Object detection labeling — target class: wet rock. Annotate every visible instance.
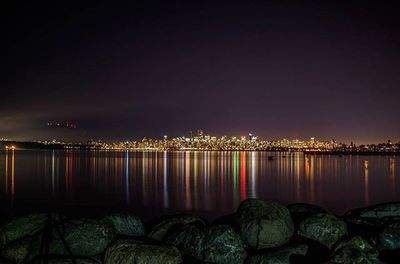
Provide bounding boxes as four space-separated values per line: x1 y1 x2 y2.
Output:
105 213 145 237
104 239 182 264
298 213 347 248
344 218 383 238
0 214 46 247
164 224 202 257
199 225 247 264
0 236 40 264
345 202 400 220
331 236 380 264
50 218 116 257
378 228 400 250
287 203 327 228
165 224 247 264
148 214 206 241
386 218 400 229
331 248 381 264
30 258 99 264
246 244 308 264
236 199 294 249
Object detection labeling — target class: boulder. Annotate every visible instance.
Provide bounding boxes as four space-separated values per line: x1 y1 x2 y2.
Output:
164 224 202 257
0 214 46 247
246 244 308 264
378 228 400 250
287 203 327 228
148 214 206 241
165 224 247 264
287 203 327 215
345 203 400 220
387 219 400 229
105 214 145 237
298 213 347 248
50 218 116 257
236 199 294 249
331 236 380 264
30 258 99 264
104 239 182 264
199 225 247 264
0 236 40 264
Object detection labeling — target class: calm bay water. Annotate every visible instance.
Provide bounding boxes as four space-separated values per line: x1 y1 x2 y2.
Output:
0 150 399 219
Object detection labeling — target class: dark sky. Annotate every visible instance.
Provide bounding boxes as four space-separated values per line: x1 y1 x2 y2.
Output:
1 1 399 143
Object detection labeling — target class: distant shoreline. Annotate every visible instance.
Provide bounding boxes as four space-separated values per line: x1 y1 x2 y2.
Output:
1 144 399 156
1 138 399 155
303 150 400 156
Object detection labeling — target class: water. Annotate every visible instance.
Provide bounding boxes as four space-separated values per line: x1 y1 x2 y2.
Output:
0 150 399 219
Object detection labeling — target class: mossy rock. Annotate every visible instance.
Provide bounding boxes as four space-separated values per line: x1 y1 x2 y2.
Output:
164 224 202 257
104 239 182 264
0 235 40 264
0 214 46 248
287 203 327 228
165 224 246 264
236 199 294 249
246 244 308 264
331 236 380 264
105 214 145 237
298 213 347 249
30 258 99 264
148 214 206 241
199 225 247 264
345 202 400 220
378 228 400 250
50 218 116 257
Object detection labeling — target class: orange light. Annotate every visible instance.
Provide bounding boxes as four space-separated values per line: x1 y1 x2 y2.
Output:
11 146 15 150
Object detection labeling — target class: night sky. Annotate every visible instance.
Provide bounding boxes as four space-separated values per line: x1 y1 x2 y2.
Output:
1 1 399 143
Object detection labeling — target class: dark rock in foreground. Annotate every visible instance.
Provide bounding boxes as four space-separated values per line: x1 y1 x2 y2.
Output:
298 213 347 249
346 202 400 220
104 239 182 264
236 199 294 249
198 225 247 264
288 203 328 229
331 236 380 263
165 224 247 264
377 228 400 250
30 258 100 264
50 218 116 257
0 214 46 248
2 200 400 264
148 214 207 241
246 244 308 264
105 213 145 237
164 224 202 257
0 235 40 264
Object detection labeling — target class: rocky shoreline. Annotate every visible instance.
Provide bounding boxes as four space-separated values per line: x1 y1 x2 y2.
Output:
1 199 400 263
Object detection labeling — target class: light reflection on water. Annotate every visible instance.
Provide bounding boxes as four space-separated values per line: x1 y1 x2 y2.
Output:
0 150 399 217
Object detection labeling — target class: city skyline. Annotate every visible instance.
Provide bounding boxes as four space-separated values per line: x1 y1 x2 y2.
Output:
0 126 399 145
1 1 400 143
2 130 399 153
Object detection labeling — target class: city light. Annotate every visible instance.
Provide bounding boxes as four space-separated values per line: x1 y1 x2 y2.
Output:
1 132 399 153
